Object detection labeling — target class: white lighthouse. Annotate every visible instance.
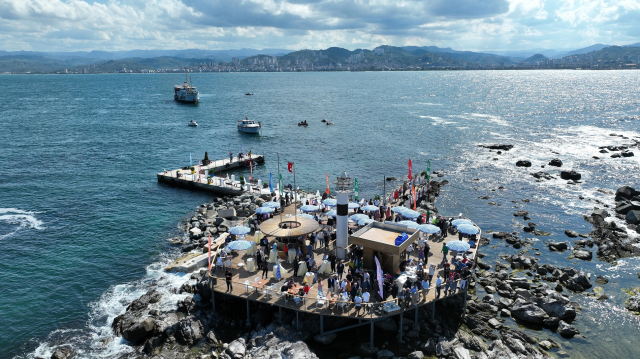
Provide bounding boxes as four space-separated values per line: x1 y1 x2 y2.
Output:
335 171 353 260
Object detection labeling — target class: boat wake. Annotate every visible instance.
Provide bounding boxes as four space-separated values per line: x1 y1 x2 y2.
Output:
0 208 44 240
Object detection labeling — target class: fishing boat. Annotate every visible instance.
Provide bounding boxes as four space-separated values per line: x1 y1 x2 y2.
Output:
174 70 199 104
238 117 261 134
188 120 198 127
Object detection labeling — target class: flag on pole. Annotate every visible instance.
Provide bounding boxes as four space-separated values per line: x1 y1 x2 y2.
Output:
408 159 412 180
269 172 274 193
190 152 193 167
354 178 359 201
249 159 253 181
412 185 417 210
325 173 330 194
288 162 293 173
207 233 212 271
375 255 384 300
279 174 284 196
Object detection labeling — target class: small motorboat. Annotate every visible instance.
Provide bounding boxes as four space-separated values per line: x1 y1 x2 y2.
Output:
245 93 253 96
238 116 261 134
321 119 327 123
326 121 334 125
298 120 309 127
188 120 198 127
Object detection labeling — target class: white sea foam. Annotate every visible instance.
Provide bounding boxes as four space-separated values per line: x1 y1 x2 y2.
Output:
0 208 44 240
25 248 194 359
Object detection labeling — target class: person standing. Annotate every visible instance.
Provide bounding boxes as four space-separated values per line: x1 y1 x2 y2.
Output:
428 263 435 282
354 293 363 316
421 277 430 301
317 278 324 294
225 270 233 292
337 261 345 280
418 246 425 263
329 253 337 272
261 260 269 279
442 219 450 239
406 244 414 260
441 243 448 263
435 274 443 298
229 151 233 163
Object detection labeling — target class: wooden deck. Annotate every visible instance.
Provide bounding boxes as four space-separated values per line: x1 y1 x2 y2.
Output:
207 201 479 319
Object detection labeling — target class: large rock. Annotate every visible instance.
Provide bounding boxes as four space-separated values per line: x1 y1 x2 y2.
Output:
573 250 593 261
375 318 397 331
376 349 394 359
565 230 579 238
480 144 513 151
615 186 637 201
408 351 424 359
625 295 640 312
453 346 472 359
226 338 246 359
548 158 563 167
537 295 576 320
560 170 581 181
175 317 204 347
51 348 71 359
548 242 568 251
558 320 580 338
626 210 640 225
565 272 592 292
218 208 236 219
516 160 532 167
509 298 548 324
314 333 337 345
122 317 156 344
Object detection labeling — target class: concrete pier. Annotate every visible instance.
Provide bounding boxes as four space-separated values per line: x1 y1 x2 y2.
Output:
157 154 266 196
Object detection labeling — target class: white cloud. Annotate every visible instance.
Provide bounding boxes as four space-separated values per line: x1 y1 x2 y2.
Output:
0 0 637 52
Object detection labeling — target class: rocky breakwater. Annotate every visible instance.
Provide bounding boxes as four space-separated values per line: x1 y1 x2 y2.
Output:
472 253 589 346
583 185 640 262
179 193 272 253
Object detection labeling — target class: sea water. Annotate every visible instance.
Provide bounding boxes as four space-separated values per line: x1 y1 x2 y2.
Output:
1 71 640 358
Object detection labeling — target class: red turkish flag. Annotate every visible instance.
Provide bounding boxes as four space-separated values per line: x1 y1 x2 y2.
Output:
408 159 412 180
288 162 293 173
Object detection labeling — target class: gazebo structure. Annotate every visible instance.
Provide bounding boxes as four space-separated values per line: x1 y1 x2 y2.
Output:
259 216 320 238
350 221 421 274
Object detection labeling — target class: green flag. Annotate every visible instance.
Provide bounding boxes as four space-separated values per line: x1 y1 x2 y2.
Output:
279 174 283 196
354 178 359 201
427 160 431 173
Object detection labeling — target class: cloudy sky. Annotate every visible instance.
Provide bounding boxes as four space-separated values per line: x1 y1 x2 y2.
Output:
0 0 639 52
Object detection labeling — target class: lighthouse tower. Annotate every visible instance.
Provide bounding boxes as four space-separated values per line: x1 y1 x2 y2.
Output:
335 171 353 260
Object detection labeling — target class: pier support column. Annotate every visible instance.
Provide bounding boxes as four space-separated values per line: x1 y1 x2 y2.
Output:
370 320 374 350
397 314 403 340
246 300 251 326
462 290 468 317
320 315 324 335
414 307 419 330
208 275 216 313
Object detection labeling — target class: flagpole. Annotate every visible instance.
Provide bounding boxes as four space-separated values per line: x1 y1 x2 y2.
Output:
278 152 282 223
293 162 297 223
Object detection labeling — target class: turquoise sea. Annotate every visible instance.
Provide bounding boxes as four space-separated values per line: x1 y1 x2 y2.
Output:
1 71 640 358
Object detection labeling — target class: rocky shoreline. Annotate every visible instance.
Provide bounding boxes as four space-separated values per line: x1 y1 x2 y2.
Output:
46 169 640 359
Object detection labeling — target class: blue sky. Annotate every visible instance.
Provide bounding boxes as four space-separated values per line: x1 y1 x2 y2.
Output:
0 0 638 52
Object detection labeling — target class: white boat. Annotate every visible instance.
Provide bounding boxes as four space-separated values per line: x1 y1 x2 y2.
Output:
238 117 261 134
188 120 198 127
174 70 199 104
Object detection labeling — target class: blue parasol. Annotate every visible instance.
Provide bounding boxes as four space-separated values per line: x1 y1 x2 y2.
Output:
398 220 419 229
451 219 473 227
262 201 281 208
348 202 360 209
400 209 421 219
300 205 319 212
417 224 441 234
255 207 275 214
326 210 337 217
226 239 253 250
358 218 375 226
323 199 337 207
229 226 251 235
391 206 408 214
349 214 370 222
361 205 379 212
444 240 471 252
456 224 479 235
296 213 315 219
